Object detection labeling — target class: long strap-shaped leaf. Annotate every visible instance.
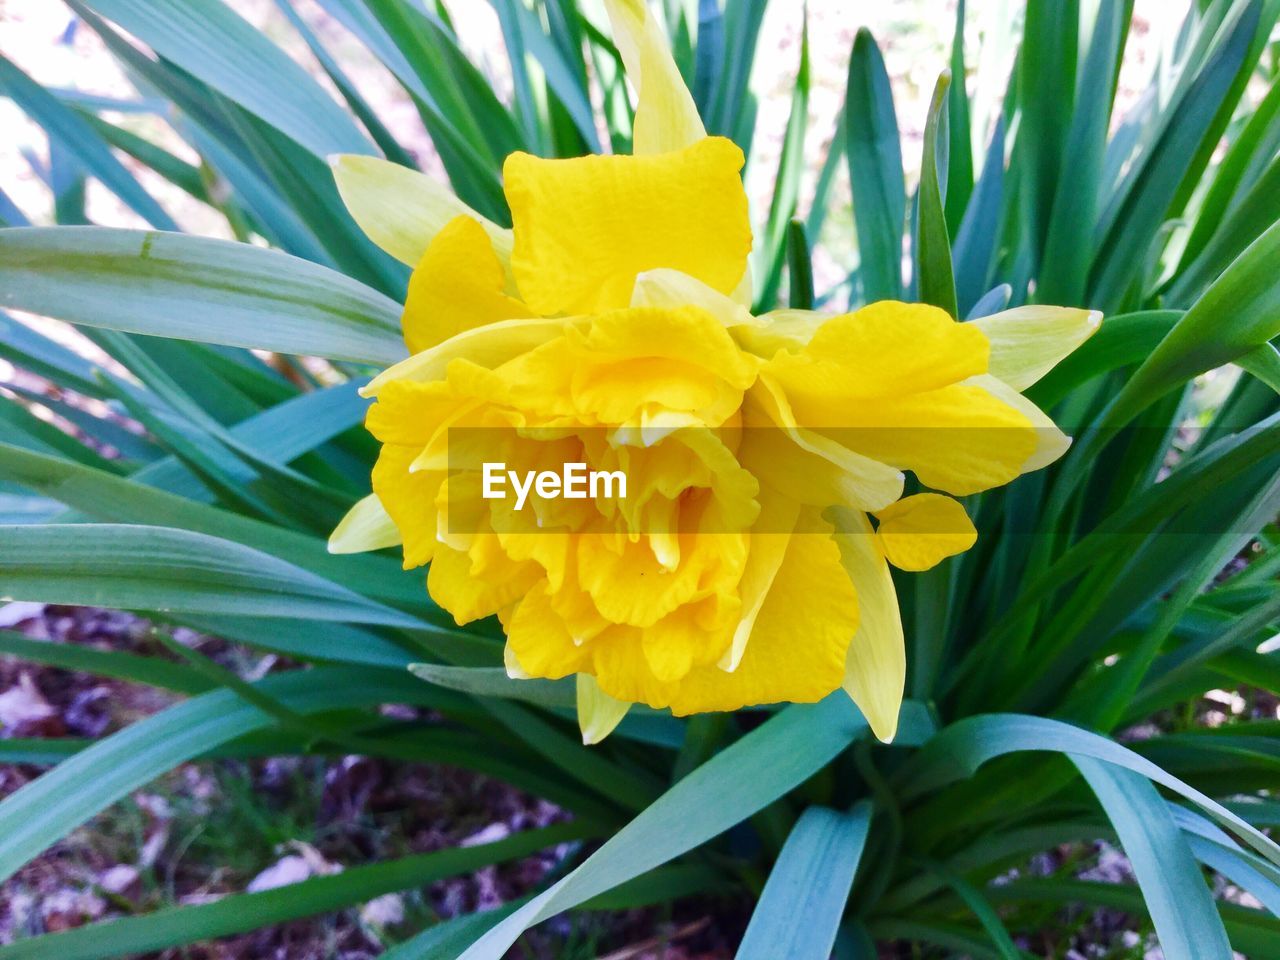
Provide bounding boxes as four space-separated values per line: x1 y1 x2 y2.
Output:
457 694 870 959
0 524 422 629
78 0 373 158
1072 757 1233 960
0 444 414 608
0 667 458 884
0 227 406 365
902 714 1280 868
735 803 871 960
0 823 583 960
0 56 179 231
845 29 905 303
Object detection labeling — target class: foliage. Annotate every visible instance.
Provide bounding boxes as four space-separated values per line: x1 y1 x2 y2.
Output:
0 0 1279 956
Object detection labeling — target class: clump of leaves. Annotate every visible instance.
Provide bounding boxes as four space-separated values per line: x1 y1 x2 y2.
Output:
0 1 1278 958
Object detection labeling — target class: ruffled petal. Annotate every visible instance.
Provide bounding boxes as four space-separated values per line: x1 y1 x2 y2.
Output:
589 508 854 713
428 539 542 625
506 581 592 678
371 444 442 569
504 137 751 315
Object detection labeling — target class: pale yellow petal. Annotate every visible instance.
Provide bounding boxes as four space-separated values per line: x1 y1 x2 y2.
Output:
740 375 905 513
328 493 401 554
967 374 1072 472
361 317 575 397
577 673 631 745
830 507 904 743
969 306 1102 392
630 268 763 327
504 640 531 679
719 487 801 671
330 154 513 268
602 0 704 155
873 493 976 571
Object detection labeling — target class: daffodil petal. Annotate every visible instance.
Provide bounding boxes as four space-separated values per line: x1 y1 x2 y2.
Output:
328 493 401 554
507 582 593 678
577 673 631 745
800 384 1037 497
742 375 905 513
504 640 531 679
602 0 705 155
331 154 513 268
767 300 990 400
371 444 441 569
428 541 542 625
361 317 574 397
589 508 854 713
504 137 751 315
631 268 763 327
402 215 531 353
719 487 801 672
830 507 904 743
872 493 976 571
969 306 1102 391
967 374 1072 472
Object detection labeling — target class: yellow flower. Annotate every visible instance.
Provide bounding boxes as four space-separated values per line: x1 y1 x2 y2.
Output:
328 0 1099 744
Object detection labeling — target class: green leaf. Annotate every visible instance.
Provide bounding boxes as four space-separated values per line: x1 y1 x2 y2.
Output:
1073 757 1233 960
953 120 1005 316
0 524 423 630
903 714 1280 868
754 13 810 310
458 694 870 959
78 0 373 158
0 667 460 884
845 29 905 302
1090 0 1265 309
0 630 211 695
1105 218 1280 428
736 803 871 960
409 663 575 709
787 219 815 310
0 227 405 365
944 0 974 234
1037 0 1127 304
0 824 584 960
915 859 1022 959
0 55 179 231
917 71 958 317
1017 0 1078 262
705 0 767 143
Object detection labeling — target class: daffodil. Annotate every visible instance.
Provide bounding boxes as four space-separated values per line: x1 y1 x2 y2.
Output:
329 0 1099 744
